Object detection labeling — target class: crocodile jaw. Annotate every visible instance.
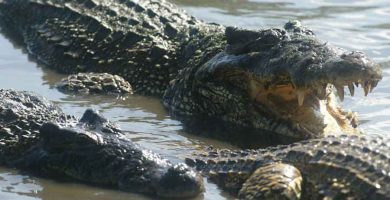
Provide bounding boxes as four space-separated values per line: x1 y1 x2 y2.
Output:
318 93 357 136
249 81 360 138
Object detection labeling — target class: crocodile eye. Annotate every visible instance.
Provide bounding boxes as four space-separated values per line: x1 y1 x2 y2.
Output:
225 27 286 55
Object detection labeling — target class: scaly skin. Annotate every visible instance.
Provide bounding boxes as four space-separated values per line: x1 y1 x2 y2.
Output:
57 72 133 94
185 134 390 199
0 0 382 142
0 89 203 199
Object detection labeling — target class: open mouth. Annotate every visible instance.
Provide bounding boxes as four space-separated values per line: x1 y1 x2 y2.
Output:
205 48 382 140
248 77 380 138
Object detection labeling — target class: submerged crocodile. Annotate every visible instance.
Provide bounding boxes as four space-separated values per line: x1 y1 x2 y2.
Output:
0 0 382 143
0 89 203 198
185 134 390 199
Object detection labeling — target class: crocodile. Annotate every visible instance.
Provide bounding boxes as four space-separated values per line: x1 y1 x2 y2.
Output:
185 134 390 200
0 0 382 142
0 89 204 199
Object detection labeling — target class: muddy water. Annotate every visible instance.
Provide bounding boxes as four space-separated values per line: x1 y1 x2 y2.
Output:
0 0 389 199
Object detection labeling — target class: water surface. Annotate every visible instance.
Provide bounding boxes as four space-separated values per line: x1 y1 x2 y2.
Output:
0 0 389 199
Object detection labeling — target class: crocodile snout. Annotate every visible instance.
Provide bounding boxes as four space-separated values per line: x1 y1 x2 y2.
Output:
156 163 204 198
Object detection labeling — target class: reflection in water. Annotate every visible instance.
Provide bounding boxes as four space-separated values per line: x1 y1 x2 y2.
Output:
0 169 41 200
171 0 293 15
0 167 151 200
171 0 377 19
0 0 389 199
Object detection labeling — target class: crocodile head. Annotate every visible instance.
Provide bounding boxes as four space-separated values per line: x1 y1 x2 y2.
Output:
17 109 203 199
164 21 382 142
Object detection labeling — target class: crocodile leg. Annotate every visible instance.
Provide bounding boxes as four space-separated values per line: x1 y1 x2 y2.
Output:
238 163 302 200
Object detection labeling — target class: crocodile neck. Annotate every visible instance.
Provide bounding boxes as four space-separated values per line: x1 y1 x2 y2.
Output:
0 0 225 96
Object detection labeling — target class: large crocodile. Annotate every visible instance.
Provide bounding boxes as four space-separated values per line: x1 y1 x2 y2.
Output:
0 0 383 141
0 89 203 198
185 134 390 199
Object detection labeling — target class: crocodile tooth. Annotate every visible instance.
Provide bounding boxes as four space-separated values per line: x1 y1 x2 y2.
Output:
348 83 355 96
296 90 305 106
354 82 359 87
363 81 371 96
370 80 379 92
336 85 344 101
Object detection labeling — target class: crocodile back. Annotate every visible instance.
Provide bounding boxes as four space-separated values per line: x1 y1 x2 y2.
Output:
187 134 390 199
0 0 204 95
